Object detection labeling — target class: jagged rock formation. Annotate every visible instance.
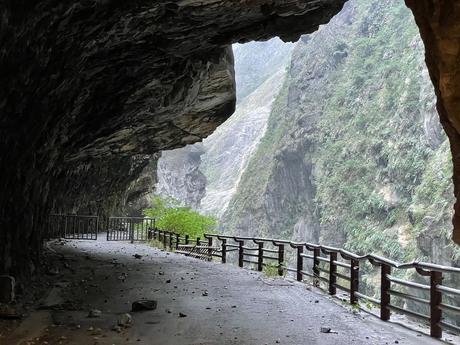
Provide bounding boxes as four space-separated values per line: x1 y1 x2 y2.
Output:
156 144 207 209
0 1 349 276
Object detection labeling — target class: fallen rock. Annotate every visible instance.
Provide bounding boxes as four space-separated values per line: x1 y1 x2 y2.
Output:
131 300 157 312
118 313 132 327
88 309 102 318
179 312 187 318
320 327 337 334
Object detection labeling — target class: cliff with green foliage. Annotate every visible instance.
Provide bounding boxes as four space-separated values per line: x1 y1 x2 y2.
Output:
222 0 458 267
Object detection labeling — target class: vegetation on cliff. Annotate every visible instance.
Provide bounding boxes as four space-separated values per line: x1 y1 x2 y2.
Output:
222 0 457 266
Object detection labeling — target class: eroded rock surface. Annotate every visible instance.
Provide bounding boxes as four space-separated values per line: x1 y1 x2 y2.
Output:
0 1 348 276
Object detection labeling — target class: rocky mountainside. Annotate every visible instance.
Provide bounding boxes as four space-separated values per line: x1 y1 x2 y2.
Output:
156 39 294 216
222 0 458 266
157 0 459 270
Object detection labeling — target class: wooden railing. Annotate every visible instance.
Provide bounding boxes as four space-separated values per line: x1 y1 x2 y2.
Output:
150 229 460 339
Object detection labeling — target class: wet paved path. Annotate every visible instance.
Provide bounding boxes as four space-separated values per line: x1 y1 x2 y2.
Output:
4 239 450 345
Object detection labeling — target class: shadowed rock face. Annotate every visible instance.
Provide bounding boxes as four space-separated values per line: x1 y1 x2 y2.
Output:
0 0 347 276
405 0 460 244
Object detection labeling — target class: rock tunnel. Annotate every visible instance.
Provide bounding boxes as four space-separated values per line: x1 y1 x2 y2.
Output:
0 0 460 282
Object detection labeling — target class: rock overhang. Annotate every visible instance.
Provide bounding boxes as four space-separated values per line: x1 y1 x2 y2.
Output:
0 0 349 275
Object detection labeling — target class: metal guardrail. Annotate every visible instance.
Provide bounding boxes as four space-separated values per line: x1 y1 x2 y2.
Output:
150 229 460 339
106 217 155 242
48 214 98 240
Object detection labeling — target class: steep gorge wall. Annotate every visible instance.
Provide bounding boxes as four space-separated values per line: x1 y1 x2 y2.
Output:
156 39 293 216
405 1 460 245
222 0 459 266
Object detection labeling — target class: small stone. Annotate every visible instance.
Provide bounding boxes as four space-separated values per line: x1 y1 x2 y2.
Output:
158 272 165 276
320 327 331 333
166 279 171 283
133 254 142 259
202 291 208 296
132 300 157 312
179 312 187 318
118 313 132 327
88 309 102 318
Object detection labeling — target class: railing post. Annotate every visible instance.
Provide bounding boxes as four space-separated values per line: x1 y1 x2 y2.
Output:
238 241 244 268
130 219 134 244
208 237 213 261
313 248 320 281
350 259 359 304
163 231 167 248
380 264 391 321
329 252 337 295
430 271 443 338
175 233 180 249
257 242 264 272
169 232 173 249
221 239 227 264
185 234 189 245
197 237 201 246
278 244 284 276
296 246 303 282
64 215 68 238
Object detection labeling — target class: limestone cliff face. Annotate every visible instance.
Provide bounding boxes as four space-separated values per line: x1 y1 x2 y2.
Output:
234 38 294 102
0 0 348 276
200 69 288 218
155 38 293 216
156 144 207 210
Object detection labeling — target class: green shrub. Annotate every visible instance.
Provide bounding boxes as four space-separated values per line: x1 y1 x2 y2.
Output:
144 196 217 239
